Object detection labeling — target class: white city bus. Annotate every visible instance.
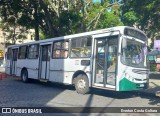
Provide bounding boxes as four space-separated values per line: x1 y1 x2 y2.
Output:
5 26 149 94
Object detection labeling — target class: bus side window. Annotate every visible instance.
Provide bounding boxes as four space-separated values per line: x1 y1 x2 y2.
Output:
70 36 92 58
18 46 28 59
7 48 11 60
28 44 39 59
13 49 18 61
52 41 69 58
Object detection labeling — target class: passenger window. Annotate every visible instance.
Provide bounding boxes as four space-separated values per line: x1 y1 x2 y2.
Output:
13 49 18 61
28 44 39 59
18 46 28 59
7 48 11 60
71 36 92 58
53 41 69 58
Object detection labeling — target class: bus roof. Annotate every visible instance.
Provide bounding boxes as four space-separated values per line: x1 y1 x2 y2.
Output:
7 26 146 48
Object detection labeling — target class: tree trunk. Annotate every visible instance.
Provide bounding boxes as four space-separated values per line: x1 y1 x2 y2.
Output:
39 0 57 38
34 3 39 41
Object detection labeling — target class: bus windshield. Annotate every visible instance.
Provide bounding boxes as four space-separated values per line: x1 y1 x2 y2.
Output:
121 37 147 68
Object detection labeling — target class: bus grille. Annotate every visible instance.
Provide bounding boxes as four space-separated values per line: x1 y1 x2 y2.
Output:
132 69 148 75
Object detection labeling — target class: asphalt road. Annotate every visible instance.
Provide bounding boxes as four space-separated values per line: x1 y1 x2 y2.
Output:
0 76 160 115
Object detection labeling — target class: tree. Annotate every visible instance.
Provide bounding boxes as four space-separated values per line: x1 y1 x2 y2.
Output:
38 0 83 37
0 0 40 41
1 17 28 45
84 1 123 31
121 0 160 48
0 0 124 43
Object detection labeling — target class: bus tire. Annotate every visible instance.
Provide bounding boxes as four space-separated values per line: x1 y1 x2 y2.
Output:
75 74 89 94
21 69 29 83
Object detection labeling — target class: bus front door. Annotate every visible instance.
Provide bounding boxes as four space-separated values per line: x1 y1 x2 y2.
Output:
94 36 118 89
10 48 18 75
40 45 51 80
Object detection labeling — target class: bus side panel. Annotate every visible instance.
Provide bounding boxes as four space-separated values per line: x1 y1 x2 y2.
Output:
11 61 17 75
49 58 91 85
49 59 72 84
16 59 28 77
26 59 39 79
5 59 10 75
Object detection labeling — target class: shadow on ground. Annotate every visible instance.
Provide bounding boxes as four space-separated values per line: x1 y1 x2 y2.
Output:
149 73 160 79
10 77 160 113
14 77 159 99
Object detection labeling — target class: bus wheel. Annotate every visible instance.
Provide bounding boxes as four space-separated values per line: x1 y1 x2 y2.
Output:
21 70 29 83
75 74 89 94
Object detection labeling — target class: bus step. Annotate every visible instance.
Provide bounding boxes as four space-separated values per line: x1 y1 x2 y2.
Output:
39 79 48 83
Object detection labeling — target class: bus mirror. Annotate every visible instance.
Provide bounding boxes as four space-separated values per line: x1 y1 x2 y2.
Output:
122 38 126 48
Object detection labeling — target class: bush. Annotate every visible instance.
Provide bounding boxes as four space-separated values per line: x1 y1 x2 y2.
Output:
150 63 157 71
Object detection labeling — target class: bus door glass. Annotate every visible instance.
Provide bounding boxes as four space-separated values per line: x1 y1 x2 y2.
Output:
40 44 51 80
11 48 18 75
94 36 118 87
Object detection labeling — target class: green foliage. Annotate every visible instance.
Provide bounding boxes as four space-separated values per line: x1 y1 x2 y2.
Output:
123 11 137 26
1 22 27 44
149 63 157 71
0 0 123 42
39 29 46 40
98 11 124 29
1 0 160 51
82 1 123 31
121 0 160 49
39 34 46 40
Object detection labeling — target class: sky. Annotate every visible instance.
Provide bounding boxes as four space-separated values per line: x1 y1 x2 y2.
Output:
92 0 121 3
92 0 101 2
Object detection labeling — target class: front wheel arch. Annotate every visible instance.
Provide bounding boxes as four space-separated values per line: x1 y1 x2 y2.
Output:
72 70 86 85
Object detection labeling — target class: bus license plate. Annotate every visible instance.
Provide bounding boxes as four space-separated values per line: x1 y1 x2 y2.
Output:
140 84 144 87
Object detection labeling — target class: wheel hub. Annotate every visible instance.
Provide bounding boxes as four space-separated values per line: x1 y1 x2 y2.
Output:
77 79 86 89
23 73 26 80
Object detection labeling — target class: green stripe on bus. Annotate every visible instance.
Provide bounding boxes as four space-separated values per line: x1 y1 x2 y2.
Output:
119 78 140 91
